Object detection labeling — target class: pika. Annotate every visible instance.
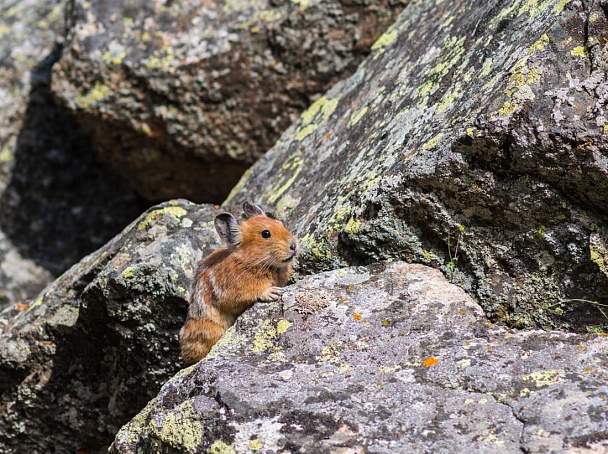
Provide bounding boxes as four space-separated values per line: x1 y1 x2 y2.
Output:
180 201 299 364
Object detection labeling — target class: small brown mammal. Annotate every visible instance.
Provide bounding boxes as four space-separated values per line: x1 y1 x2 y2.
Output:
180 201 299 364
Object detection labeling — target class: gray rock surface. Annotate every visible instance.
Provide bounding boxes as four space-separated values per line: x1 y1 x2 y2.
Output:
110 261 608 453
51 0 404 202
0 200 223 453
228 0 608 331
0 0 148 306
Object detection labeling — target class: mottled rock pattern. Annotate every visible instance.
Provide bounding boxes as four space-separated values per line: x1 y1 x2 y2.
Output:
0 0 148 306
228 0 608 331
52 0 405 202
0 1 67 305
111 261 608 453
0 200 223 453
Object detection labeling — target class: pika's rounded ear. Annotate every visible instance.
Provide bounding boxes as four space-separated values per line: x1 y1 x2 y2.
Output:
242 201 266 219
215 213 242 245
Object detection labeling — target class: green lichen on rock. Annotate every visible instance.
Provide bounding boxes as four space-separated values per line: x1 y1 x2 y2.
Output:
137 206 188 230
229 0 608 331
251 318 292 353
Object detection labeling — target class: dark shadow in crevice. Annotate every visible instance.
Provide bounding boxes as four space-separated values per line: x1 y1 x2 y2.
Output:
0 42 151 276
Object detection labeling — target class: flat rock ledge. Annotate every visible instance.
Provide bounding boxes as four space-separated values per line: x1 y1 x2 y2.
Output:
111 261 608 453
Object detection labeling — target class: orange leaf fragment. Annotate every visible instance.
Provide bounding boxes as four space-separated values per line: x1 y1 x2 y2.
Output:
422 356 440 367
15 303 27 312
352 313 362 321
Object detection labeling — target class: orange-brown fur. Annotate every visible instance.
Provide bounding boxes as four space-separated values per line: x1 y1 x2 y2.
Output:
180 202 299 364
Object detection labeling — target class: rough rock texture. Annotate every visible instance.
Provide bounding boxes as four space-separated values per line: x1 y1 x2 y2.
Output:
110 261 608 453
0 200 224 453
0 0 148 306
51 0 405 202
228 0 608 331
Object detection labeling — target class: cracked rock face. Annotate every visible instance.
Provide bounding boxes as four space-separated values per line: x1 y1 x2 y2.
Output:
228 0 608 331
110 261 608 453
51 0 404 202
0 200 223 453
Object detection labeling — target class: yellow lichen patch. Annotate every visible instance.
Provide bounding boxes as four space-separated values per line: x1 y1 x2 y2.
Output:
251 318 292 353
518 0 552 18
497 100 519 116
276 318 292 335
77 82 111 109
338 363 354 373
477 433 505 447
291 0 310 11
152 400 203 451
319 343 342 363
137 206 188 230
522 369 563 387
344 217 361 235
422 132 444 151
296 95 340 141
26 294 44 313
249 436 263 451
268 153 304 203
102 48 126 65
0 25 11 38
122 266 135 279
252 9 282 23
146 48 176 69
590 233 608 277
480 58 493 77
529 34 550 54
553 0 571 14
457 359 471 368
301 232 332 261
571 46 587 57
432 36 466 78
379 365 402 373
0 146 13 164
435 84 460 115
208 440 236 454
348 106 369 127
371 25 398 53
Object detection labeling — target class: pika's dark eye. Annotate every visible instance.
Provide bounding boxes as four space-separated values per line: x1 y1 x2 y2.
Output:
261 230 271 239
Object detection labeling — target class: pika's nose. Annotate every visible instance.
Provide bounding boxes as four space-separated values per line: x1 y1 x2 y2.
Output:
289 239 298 252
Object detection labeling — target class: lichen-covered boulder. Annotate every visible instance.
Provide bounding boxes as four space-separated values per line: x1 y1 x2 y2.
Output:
0 0 148 307
0 1 68 305
110 261 608 453
51 0 405 202
228 0 608 330
0 200 223 453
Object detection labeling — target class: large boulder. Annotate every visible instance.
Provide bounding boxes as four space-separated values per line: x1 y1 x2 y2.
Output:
0 0 148 307
111 261 608 453
227 0 608 331
51 0 405 202
0 200 222 453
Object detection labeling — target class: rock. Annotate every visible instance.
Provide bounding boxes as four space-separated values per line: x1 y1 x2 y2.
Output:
0 0 149 306
227 0 608 331
0 200 223 453
110 261 608 453
51 0 405 202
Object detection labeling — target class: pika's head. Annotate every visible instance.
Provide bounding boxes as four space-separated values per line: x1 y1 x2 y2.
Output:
215 201 299 267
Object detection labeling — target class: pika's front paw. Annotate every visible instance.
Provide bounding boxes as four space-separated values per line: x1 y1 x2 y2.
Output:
258 286 284 302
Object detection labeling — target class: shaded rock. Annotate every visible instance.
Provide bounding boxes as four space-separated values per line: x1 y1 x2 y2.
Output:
0 0 149 306
228 0 608 330
51 0 405 202
0 200 223 453
110 261 608 453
